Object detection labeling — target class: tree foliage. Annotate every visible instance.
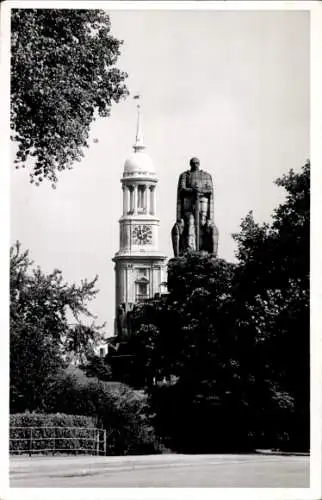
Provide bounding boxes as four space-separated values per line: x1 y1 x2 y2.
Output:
79 355 112 381
10 241 105 411
11 9 129 185
233 160 310 427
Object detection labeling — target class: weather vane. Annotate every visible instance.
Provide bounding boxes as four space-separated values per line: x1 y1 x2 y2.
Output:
133 93 144 150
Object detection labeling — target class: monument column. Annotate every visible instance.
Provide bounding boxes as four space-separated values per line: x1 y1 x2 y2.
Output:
151 186 156 215
133 184 138 214
129 186 134 212
122 186 129 215
145 184 150 214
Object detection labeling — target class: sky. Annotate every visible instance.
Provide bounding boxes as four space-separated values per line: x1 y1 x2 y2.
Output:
10 8 310 338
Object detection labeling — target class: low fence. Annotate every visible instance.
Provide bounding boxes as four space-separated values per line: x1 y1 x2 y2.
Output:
10 426 107 456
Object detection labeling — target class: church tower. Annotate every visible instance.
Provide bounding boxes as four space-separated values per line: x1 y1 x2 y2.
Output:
113 99 167 336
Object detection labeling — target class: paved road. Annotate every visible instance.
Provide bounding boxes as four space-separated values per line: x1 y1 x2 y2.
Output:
10 453 309 488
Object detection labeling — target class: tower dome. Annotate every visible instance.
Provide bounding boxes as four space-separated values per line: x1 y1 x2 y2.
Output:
123 151 156 177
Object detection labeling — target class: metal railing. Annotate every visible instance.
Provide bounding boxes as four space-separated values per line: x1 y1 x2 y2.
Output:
10 426 107 456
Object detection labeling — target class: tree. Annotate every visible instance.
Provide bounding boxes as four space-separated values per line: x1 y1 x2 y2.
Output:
11 9 129 185
10 241 105 411
232 160 310 449
10 322 64 412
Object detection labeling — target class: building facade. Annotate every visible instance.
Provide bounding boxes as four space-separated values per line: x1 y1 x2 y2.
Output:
112 104 166 337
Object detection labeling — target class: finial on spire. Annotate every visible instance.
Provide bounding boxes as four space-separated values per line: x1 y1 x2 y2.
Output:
133 93 145 152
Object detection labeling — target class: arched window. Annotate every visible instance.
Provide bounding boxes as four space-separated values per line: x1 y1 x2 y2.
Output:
135 274 149 303
137 282 148 301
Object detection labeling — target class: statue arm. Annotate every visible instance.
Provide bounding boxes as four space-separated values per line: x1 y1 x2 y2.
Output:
176 176 182 220
177 172 193 220
179 172 194 193
171 223 180 257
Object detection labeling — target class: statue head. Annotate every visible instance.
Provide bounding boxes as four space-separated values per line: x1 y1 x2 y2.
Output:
189 157 200 172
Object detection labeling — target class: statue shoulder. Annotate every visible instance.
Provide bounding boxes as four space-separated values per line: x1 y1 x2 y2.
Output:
179 170 190 179
178 170 190 187
200 169 212 179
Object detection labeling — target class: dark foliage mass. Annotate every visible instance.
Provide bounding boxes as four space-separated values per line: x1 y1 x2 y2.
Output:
79 355 112 381
11 9 129 185
111 161 310 453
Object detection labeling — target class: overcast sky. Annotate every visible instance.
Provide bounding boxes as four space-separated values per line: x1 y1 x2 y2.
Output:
10 9 309 337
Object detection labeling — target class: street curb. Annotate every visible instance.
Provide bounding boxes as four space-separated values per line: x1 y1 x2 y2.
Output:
255 449 309 457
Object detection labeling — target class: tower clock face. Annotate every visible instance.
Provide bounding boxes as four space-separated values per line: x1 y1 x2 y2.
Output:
132 224 152 245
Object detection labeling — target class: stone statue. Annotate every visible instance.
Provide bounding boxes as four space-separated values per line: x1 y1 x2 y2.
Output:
116 302 134 338
171 218 185 256
116 304 127 337
171 157 219 256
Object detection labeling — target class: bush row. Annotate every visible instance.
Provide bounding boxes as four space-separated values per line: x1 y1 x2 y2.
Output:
10 413 100 455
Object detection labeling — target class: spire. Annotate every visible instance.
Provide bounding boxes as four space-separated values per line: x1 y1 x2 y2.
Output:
133 94 145 152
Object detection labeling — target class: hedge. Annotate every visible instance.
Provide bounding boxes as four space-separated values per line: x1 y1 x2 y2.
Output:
10 413 99 455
